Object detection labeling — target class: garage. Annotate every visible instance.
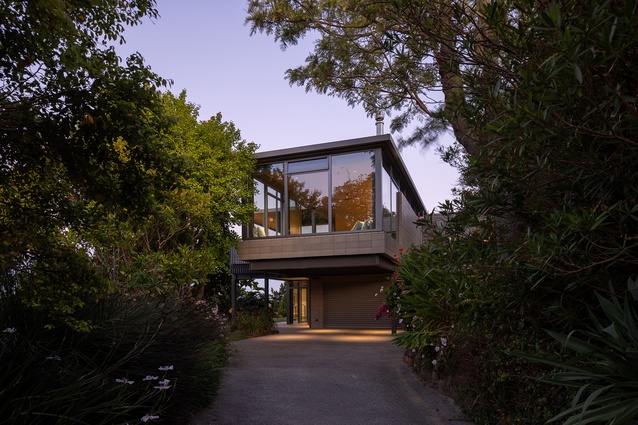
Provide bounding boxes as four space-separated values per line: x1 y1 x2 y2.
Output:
323 280 393 329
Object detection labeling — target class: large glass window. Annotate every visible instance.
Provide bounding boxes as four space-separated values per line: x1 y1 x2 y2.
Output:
249 150 401 238
331 151 375 232
253 163 284 237
288 171 329 234
382 166 398 239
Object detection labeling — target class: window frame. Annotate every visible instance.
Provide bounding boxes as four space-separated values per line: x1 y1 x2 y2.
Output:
249 148 395 238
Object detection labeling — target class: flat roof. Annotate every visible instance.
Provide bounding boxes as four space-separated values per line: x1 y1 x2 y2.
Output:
255 134 425 213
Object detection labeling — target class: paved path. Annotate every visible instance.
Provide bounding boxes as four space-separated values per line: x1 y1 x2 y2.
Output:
190 324 472 425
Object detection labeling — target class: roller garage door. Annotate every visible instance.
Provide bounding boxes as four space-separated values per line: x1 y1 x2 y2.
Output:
323 281 392 329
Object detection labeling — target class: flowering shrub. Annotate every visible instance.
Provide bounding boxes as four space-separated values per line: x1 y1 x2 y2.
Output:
381 207 578 424
0 281 231 425
374 303 391 321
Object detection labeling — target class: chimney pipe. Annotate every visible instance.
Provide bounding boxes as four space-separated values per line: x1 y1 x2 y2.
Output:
375 111 384 135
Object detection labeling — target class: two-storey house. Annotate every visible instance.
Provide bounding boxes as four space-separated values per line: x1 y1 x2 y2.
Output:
237 133 425 329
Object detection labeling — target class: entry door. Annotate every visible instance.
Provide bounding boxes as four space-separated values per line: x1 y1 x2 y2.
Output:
290 281 308 324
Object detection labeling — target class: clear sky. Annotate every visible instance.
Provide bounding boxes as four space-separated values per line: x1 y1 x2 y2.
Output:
115 0 459 210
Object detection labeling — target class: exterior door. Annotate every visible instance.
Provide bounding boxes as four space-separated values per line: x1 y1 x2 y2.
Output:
288 280 309 324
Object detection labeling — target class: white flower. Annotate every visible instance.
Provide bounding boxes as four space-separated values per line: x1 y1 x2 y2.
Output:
380 286 384 292
435 346 440 352
143 375 159 381
2 327 16 334
440 337 447 347
154 379 171 390
158 365 173 371
398 318 403 324
115 378 134 385
141 414 159 422
432 359 437 365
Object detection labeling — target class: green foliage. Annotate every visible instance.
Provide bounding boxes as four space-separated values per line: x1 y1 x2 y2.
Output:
270 284 287 318
0 279 230 424
1 0 257 322
0 0 182 324
231 312 276 337
90 91 256 297
246 0 479 154
1 2 255 422
371 0 638 422
516 289 638 425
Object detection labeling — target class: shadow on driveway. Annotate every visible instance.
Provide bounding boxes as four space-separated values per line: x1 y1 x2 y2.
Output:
190 323 473 425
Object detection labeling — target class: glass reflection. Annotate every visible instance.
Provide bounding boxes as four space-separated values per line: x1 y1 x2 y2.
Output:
253 163 284 237
331 151 375 232
288 171 329 234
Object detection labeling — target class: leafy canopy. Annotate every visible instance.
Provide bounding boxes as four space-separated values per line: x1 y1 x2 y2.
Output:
91 91 257 296
247 0 479 155
1 0 256 325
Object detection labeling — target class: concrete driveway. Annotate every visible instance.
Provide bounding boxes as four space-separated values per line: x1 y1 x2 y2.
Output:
190 324 472 425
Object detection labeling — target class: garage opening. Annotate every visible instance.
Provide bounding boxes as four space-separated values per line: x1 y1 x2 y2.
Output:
323 280 392 329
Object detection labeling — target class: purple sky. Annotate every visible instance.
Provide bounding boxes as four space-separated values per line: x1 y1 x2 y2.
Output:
115 1 459 210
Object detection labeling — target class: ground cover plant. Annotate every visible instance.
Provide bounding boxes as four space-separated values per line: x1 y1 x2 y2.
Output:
0 277 230 424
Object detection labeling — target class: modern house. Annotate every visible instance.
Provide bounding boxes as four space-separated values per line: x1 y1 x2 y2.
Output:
236 132 425 329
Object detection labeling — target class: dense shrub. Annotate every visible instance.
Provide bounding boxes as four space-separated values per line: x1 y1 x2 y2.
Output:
231 311 277 337
0 279 230 425
230 290 279 337
380 0 638 422
516 289 638 425
235 291 268 315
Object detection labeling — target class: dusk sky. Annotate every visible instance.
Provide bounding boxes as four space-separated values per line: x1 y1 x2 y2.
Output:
115 1 459 210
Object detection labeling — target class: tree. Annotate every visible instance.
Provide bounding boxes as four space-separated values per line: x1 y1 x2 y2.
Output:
270 283 287 317
385 0 638 421
91 91 257 297
0 0 182 325
246 0 484 155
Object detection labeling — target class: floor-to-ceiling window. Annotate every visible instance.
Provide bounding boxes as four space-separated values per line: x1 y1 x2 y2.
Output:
331 151 375 232
287 158 330 234
253 163 284 237
382 162 398 239
250 150 383 237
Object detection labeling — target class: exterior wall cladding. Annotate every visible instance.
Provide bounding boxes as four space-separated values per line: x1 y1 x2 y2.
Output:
237 134 425 329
